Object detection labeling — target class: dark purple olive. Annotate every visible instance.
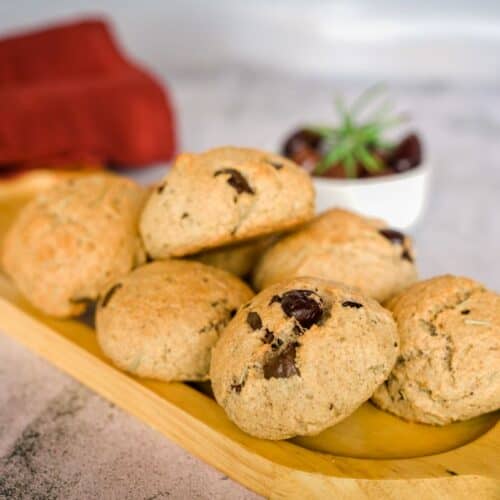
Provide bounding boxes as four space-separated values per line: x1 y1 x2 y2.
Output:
283 129 323 157
272 289 324 329
282 129 324 171
293 149 322 173
388 133 422 173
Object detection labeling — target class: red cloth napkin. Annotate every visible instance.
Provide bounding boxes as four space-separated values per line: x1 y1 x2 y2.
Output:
0 19 176 171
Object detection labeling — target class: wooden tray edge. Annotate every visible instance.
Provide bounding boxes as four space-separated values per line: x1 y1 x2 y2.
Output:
1 298 499 499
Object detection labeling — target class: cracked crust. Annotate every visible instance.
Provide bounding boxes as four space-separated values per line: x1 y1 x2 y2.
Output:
96 260 253 382
253 208 418 302
139 147 315 258
372 275 500 425
1 174 147 317
210 277 399 440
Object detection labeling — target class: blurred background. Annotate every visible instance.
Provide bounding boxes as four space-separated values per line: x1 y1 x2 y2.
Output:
2 1 500 82
0 0 499 286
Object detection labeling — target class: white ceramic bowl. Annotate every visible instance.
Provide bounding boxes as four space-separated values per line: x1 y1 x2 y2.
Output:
313 162 431 229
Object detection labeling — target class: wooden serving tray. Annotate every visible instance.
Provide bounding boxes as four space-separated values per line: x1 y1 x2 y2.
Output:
1 171 499 499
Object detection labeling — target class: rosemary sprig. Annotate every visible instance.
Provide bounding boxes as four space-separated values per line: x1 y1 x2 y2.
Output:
309 85 407 178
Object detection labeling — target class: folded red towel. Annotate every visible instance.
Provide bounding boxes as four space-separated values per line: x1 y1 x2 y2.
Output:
0 19 176 170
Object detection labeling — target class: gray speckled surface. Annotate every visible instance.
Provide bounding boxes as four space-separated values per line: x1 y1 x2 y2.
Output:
1 71 499 499
0 334 255 500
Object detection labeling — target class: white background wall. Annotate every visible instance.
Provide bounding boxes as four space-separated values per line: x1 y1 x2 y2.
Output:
1 0 499 83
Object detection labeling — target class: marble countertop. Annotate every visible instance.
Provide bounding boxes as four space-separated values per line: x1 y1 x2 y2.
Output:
1 70 499 499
